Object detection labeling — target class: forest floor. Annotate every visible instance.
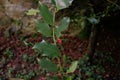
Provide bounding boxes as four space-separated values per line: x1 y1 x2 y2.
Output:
0 27 120 80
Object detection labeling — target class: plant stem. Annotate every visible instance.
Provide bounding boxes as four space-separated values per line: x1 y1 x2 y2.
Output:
57 57 64 73
52 7 57 45
53 28 56 45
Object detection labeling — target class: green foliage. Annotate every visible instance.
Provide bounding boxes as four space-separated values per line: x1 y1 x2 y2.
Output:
39 2 54 25
66 76 74 80
58 17 70 32
26 8 39 16
39 58 58 72
32 1 74 79
51 0 56 5
33 41 60 58
67 61 78 73
55 17 70 38
34 0 70 60
36 1 70 40
52 0 73 10
36 21 52 37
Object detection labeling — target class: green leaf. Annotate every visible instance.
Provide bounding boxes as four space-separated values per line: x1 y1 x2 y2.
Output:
54 26 61 38
58 17 70 32
39 58 58 72
55 0 73 10
51 0 56 5
66 76 74 80
36 20 52 37
26 8 39 15
67 61 78 73
33 41 60 58
55 17 70 38
39 3 54 25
